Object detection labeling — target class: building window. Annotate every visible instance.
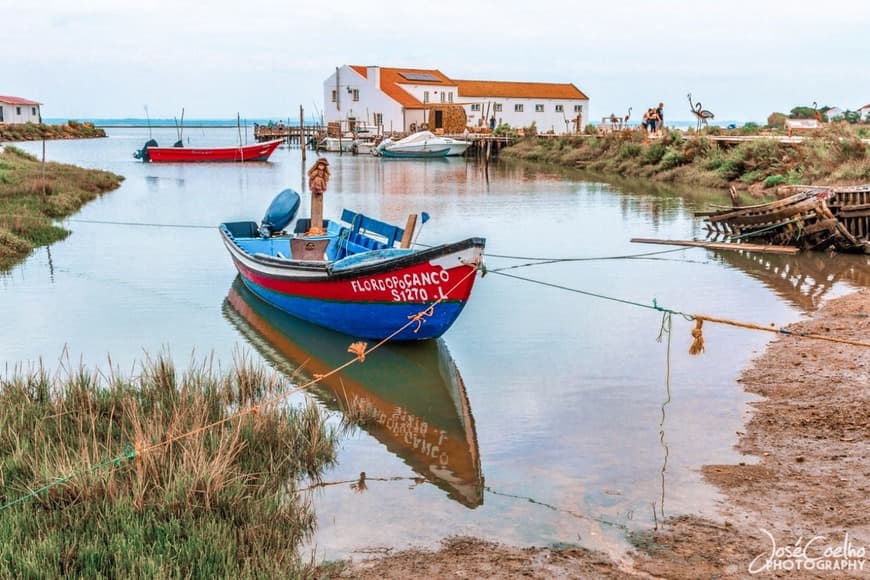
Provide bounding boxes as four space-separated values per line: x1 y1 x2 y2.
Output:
448 92 453 103
373 113 383 126
440 92 445 103
352 89 359 102
471 103 481 111
331 90 337 103
574 105 582 112
535 104 544 112
32 107 37 115
16 107 22 115
555 104 564 113
494 103 502 112
514 104 524 112
423 91 429 103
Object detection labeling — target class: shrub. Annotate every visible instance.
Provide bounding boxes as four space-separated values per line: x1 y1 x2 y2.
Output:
763 174 786 188
643 143 666 165
717 160 743 181
619 142 642 159
659 148 687 170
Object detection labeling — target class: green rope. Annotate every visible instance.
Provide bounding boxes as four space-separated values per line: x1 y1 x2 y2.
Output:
491 270 693 321
0 445 137 512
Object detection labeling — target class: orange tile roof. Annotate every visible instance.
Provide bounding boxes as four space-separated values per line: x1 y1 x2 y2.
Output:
345 66 588 108
0 95 42 106
454 80 587 100
349 66 454 108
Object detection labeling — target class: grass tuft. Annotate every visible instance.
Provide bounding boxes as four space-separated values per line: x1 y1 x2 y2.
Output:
0 353 338 577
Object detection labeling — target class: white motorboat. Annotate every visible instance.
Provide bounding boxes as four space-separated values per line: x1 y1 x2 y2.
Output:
375 131 471 157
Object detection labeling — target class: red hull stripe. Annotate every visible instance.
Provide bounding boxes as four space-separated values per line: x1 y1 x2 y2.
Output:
234 258 477 304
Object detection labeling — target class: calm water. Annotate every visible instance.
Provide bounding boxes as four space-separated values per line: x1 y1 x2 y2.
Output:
3 129 868 561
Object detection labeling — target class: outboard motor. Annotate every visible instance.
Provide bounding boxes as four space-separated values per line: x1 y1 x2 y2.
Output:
133 139 158 162
259 189 301 238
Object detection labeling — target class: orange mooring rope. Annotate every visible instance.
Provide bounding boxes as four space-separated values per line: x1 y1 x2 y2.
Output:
687 313 870 355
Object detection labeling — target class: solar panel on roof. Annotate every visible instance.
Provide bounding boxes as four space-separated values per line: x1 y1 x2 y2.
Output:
399 72 441 82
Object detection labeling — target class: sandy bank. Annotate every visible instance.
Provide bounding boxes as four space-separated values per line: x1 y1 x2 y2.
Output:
339 289 869 578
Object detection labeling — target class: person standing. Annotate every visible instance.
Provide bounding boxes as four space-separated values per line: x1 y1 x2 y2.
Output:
655 102 664 134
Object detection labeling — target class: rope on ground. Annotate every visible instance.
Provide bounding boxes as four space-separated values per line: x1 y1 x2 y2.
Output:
0 261 484 513
490 270 870 353
0 445 137 512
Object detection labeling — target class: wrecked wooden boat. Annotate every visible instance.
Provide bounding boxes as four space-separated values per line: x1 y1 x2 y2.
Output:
697 184 870 254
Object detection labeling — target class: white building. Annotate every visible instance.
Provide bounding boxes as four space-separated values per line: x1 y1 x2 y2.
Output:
860 103 870 122
0 95 42 124
322 65 589 134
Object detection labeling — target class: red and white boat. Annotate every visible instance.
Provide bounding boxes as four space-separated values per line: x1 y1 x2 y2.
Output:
134 138 283 163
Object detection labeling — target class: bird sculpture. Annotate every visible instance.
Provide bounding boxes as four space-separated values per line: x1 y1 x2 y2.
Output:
624 107 632 125
812 101 823 123
687 93 715 131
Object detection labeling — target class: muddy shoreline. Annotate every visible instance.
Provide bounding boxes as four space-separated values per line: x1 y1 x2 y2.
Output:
340 289 869 578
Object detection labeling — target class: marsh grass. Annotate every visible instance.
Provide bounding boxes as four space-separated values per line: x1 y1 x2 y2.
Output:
502 125 870 191
0 146 123 270
0 351 338 578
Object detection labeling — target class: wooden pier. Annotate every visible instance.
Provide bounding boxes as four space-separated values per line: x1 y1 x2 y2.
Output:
253 124 515 158
253 124 324 146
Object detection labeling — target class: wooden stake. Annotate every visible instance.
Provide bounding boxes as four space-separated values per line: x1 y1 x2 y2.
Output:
399 214 418 248
300 105 306 162
630 238 801 255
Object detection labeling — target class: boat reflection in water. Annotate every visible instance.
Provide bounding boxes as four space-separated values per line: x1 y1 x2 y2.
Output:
713 250 870 312
222 277 484 508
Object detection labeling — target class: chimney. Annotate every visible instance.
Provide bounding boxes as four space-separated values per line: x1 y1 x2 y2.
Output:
367 66 380 89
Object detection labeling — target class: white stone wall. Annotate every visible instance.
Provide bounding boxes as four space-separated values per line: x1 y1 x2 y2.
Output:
323 66 407 132
0 102 41 124
460 96 588 134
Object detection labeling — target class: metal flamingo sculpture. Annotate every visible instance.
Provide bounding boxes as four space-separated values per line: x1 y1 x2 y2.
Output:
624 106 632 125
687 93 715 131
812 101 823 123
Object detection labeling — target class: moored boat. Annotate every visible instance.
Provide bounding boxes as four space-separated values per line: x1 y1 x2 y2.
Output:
134 138 283 163
698 186 870 254
375 130 470 158
219 164 485 340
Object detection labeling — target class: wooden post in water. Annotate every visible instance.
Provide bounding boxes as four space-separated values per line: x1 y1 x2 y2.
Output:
300 105 306 162
41 137 46 203
399 214 418 248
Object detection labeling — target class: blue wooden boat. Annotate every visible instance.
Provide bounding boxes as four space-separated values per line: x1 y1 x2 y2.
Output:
219 189 485 340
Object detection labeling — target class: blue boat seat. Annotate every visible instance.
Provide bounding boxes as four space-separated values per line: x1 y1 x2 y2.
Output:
336 210 405 258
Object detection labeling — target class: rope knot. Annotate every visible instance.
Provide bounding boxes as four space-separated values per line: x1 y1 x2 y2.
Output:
689 318 705 356
347 341 368 362
407 306 435 333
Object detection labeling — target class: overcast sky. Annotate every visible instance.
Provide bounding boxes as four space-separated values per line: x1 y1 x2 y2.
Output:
5 0 869 122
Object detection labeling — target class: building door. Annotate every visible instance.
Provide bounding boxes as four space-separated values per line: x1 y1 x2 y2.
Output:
0 107 4 123
434 110 443 130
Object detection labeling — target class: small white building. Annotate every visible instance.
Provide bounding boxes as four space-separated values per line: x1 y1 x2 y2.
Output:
860 103 870 122
322 66 589 134
823 106 843 120
0 95 42 124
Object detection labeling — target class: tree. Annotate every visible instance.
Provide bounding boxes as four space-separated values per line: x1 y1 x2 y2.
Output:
789 106 817 119
767 112 787 129
843 110 861 124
